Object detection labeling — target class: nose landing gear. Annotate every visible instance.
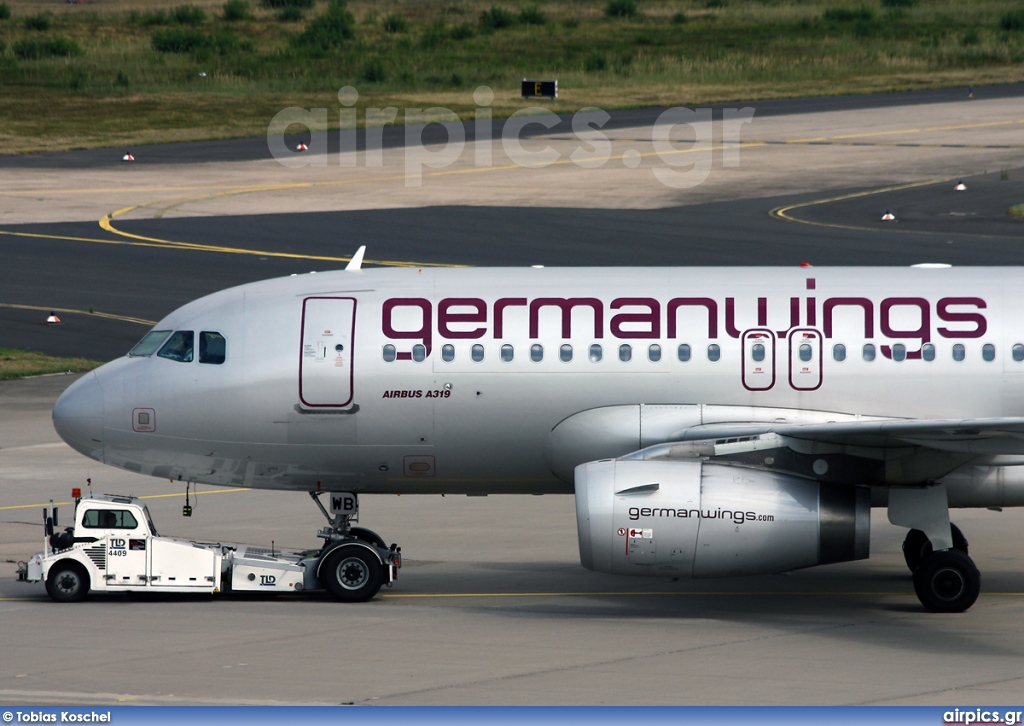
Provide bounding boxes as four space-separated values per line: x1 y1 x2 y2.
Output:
308 491 401 602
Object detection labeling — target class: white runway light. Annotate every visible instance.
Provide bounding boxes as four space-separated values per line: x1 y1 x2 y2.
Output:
882 210 896 221
46 312 61 324
122 151 134 162
955 181 967 191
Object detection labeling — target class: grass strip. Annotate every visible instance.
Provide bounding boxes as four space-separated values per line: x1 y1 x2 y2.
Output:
1 0 1023 153
0 349 102 380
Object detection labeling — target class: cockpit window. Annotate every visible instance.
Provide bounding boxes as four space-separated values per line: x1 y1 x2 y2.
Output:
199 331 226 365
129 330 172 357
158 331 194 362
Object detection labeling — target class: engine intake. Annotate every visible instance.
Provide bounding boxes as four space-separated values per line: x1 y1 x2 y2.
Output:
575 459 869 577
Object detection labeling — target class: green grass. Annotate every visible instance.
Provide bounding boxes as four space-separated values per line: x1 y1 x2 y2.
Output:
1010 204 1024 218
0 0 1023 153
0 349 102 380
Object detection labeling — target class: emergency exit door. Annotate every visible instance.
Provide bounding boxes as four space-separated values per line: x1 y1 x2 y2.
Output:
742 329 776 391
789 328 822 391
300 297 356 408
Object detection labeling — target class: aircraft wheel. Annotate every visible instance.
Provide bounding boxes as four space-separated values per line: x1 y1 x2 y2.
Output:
912 549 980 613
348 527 387 549
45 561 89 603
321 545 383 603
902 523 969 572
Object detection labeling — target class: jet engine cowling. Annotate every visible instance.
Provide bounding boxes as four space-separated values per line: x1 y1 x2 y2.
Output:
575 459 869 577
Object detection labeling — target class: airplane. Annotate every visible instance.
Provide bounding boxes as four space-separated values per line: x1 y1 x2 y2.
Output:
51 251 1024 612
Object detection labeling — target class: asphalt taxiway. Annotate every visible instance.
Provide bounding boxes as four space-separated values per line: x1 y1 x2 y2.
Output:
2 87 1024 705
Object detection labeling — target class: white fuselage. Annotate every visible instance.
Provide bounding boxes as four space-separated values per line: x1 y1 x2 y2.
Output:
53 266 1024 501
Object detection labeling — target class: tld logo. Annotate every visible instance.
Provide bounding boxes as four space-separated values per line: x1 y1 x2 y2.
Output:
110 538 126 550
259 575 276 586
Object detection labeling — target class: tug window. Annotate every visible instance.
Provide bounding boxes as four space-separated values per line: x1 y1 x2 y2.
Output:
500 344 514 362
158 331 194 363
82 509 138 530
129 330 171 357
199 331 226 364
589 344 603 362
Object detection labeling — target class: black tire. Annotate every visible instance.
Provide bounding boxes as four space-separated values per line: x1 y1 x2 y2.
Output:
320 545 383 603
348 527 387 549
912 549 980 613
45 561 89 603
902 523 969 572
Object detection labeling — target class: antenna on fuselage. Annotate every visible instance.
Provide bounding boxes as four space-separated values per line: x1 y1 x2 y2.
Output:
345 246 366 271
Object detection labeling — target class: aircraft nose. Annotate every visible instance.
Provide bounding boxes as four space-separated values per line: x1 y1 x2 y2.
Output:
53 371 105 462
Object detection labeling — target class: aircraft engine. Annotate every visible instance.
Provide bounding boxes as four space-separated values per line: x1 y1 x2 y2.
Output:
575 459 869 577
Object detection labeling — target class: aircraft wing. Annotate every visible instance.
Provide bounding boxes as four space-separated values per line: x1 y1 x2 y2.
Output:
677 417 1024 455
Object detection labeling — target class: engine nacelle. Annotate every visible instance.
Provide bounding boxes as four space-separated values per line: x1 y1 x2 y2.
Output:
575 459 869 577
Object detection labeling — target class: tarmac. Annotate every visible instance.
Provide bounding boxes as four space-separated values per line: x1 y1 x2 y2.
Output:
2 87 1024 705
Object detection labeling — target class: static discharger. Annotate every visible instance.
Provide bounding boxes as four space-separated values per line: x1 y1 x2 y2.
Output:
882 210 896 221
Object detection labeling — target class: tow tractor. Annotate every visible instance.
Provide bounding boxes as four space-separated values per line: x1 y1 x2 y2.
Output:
17 489 401 603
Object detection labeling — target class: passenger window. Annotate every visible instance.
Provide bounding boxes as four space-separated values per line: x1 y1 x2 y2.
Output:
531 344 544 362
619 344 632 362
648 344 661 362
441 344 455 362
500 344 514 362
952 343 966 362
1014 344 1024 362
892 343 906 362
471 344 484 362
199 331 226 364
707 344 721 362
832 344 846 362
157 331 194 363
922 343 935 362
382 344 397 362
560 344 573 363
752 343 765 362
983 343 996 362
678 344 691 362
799 344 812 362
129 330 171 357
589 343 603 362
412 344 426 362
863 343 875 362
82 509 138 530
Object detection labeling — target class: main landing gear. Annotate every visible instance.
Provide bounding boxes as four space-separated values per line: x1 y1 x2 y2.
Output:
309 492 401 603
889 485 980 613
